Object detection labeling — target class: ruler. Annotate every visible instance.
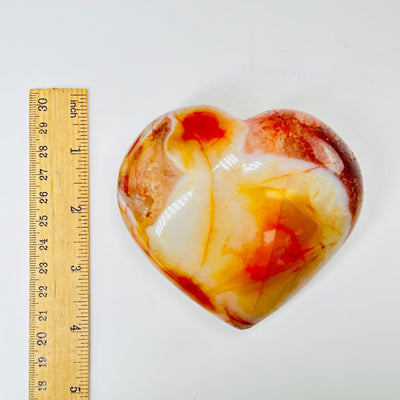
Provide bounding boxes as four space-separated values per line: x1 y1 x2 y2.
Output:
29 89 89 399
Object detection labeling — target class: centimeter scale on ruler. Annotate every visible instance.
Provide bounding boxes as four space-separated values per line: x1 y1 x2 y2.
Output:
29 89 89 399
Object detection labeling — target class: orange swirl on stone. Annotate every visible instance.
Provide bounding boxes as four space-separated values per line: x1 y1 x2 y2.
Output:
209 186 324 328
118 106 362 329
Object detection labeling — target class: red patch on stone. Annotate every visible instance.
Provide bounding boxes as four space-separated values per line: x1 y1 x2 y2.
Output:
180 112 225 142
166 271 216 312
120 175 130 194
244 224 311 281
224 308 254 330
126 135 142 157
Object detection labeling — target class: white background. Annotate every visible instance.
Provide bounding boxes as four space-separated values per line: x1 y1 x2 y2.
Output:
1 0 399 399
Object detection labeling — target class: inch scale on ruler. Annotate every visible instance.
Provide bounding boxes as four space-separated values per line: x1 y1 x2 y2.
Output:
29 89 89 399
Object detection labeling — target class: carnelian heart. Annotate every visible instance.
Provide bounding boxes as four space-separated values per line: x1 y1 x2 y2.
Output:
118 106 363 329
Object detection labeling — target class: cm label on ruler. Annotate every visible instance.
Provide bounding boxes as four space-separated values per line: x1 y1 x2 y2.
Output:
29 89 89 400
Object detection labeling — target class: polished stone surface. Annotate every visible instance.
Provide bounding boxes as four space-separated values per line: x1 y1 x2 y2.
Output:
118 106 363 329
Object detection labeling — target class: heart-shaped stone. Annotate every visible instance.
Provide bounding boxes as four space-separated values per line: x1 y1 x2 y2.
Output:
118 106 363 329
